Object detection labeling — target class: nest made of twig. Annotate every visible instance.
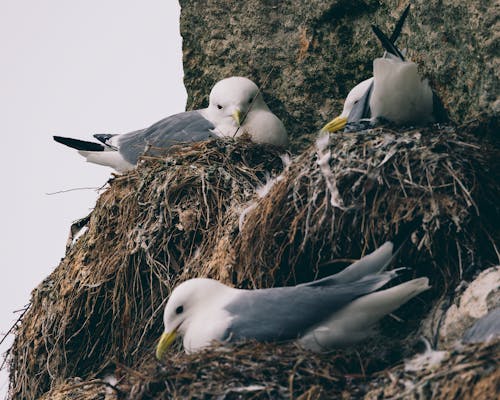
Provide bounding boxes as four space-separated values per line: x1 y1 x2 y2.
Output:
6 121 499 400
7 139 285 400
121 340 394 400
34 339 500 400
364 340 500 400
234 125 499 291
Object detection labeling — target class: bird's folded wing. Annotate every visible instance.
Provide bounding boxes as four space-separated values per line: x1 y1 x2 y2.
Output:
117 110 216 164
224 270 398 342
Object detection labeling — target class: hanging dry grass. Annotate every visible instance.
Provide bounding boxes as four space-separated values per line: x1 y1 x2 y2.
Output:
5 121 499 400
7 139 285 400
235 125 499 290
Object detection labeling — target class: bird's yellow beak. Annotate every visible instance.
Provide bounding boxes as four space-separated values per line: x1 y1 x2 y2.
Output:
232 109 242 126
155 330 177 360
321 116 347 133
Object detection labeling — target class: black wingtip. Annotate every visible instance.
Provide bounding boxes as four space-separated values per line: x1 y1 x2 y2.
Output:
371 24 405 61
389 4 411 44
53 136 105 152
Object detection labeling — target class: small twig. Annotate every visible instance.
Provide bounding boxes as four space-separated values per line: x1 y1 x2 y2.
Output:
56 379 122 394
456 239 463 279
46 186 100 195
0 306 30 347
132 297 169 357
200 173 210 228
448 140 481 150
444 162 479 215
289 356 305 400
0 305 30 371
484 230 500 263
46 180 109 196
355 350 366 380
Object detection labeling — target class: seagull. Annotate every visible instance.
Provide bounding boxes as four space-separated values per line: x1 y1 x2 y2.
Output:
54 77 288 172
155 242 430 358
322 5 448 133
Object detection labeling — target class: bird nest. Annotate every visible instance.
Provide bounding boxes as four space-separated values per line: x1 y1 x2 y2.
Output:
364 340 500 400
235 125 499 291
33 340 500 400
6 139 285 400
5 121 500 399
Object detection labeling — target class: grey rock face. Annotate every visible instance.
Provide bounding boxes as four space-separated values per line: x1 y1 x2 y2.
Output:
462 307 500 343
179 0 498 148
419 266 500 349
438 266 500 346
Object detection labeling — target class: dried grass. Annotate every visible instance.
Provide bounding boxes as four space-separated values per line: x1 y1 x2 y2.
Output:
7 139 285 400
5 121 500 399
365 340 500 400
122 339 500 400
235 126 499 290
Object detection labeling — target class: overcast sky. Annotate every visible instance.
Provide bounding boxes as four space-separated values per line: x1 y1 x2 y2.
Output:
0 1 185 396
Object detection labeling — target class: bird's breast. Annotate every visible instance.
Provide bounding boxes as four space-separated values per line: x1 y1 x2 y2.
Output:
182 305 235 353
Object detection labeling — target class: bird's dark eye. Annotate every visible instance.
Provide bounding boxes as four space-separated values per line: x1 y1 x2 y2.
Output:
354 100 359 104
175 305 184 314
217 105 223 109
248 97 253 104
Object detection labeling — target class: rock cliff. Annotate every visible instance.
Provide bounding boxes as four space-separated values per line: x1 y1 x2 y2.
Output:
180 0 498 148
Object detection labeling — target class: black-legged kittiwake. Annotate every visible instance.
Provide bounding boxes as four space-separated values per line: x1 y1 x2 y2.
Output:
54 77 288 172
322 5 448 133
156 242 430 358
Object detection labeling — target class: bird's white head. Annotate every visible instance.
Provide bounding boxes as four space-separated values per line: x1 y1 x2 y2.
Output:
340 77 374 118
206 76 268 131
156 278 229 359
321 77 373 133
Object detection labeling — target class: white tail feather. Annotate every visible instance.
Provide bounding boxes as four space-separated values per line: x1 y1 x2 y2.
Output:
78 150 134 172
370 58 434 124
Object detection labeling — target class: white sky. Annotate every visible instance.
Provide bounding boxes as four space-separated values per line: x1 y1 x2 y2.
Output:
0 1 186 397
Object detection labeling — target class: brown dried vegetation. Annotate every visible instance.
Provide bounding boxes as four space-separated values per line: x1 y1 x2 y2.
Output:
6 121 500 399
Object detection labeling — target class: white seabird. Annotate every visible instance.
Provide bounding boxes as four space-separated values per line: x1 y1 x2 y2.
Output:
322 6 448 133
156 242 430 357
54 77 288 172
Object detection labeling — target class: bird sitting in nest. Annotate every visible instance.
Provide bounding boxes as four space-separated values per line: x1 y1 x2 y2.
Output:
54 76 288 172
156 242 430 358
322 5 448 134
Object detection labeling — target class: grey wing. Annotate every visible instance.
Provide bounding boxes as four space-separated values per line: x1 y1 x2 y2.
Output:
224 270 398 342
299 242 394 287
117 110 216 164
